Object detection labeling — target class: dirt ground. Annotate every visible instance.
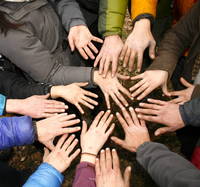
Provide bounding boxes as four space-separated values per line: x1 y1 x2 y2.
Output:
7 13 182 187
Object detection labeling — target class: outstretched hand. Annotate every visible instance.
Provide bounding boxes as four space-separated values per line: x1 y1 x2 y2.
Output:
136 98 185 136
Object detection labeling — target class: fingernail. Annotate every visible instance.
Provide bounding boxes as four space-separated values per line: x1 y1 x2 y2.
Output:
135 108 139 111
129 107 133 111
106 148 110 151
101 150 105 153
128 166 131 171
60 109 65 112
122 107 125 111
77 127 81 130
65 105 68 109
131 97 134 100
125 103 129 107
72 114 76 117
116 112 120 116
75 139 79 142
112 149 116 152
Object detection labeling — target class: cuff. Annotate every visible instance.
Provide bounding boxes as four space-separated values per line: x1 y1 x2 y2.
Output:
132 13 154 26
77 162 95 169
179 105 189 127
191 85 200 99
0 94 6 115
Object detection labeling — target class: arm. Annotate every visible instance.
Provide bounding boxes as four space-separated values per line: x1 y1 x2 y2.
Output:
51 0 86 32
0 29 94 87
148 1 200 78
137 142 200 187
23 163 64 187
0 116 35 149
179 97 200 127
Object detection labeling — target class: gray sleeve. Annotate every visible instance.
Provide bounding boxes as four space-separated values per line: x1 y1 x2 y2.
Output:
179 98 200 127
52 0 86 32
136 142 200 187
0 29 93 87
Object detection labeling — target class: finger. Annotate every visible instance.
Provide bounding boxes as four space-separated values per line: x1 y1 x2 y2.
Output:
129 107 140 126
169 90 182 96
56 134 69 150
65 139 79 155
149 40 156 59
124 166 132 187
169 97 183 104
129 79 146 92
140 119 146 127
155 127 172 136
44 108 65 114
81 120 88 135
94 53 102 67
115 91 129 107
120 45 128 64
58 127 81 135
139 102 161 110
180 77 192 88
128 51 136 72
112 149 120 170
124 48 131 68
91 111 105 128
45 141 55 151
69 148 81 161
45 99 66 106
105 123 115 136
130 73 143 81
75 103 84 114
60 119 81 128
121 107 134 126
43 147 50 160
117 74 130 80
131 83 149 98
99 56 106 75
58 114 76 122
147 98 167 106
111 56 118 77
42 113 58 118
111 136 125 148
88 42 98 54
105 148 112 169
104 93 111 109
82 96 98 106
116 112 129 129
100 150 106 173
137 114 159 123
98 110 111 127
135 108 158 116
83 90 98 98
137 52 144 72
79 99 95 109
92 36 103 43
102 57 111 78
118 84 132 100
162 83 171 97
83 46 95 59
103 113 114 130
75 82 89 87
68 36 75 51
95 158 101 176
61 134 75 151
110 92 124 109
136 86 155 100
78 47 88 60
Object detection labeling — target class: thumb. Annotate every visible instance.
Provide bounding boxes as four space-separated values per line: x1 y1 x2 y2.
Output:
38 93 50 99
43 147 50 160
180 77 193 88
117 74 130 80
155 127 171 136
68 36 75 52
75 82 89 87
149 40 156 59
124 166 132 187
111 136 125 147
81 120 88 135
162 82 170 97
45 141 55 151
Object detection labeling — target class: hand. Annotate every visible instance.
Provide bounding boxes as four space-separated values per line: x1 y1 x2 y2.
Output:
111 107 150 152
120 19 156 72
68 25 103 60
94 35 124 77
169 77 195 104
95 148 131 187
43 134 80 173
130 70 169 100
94 71 132 109
36 113 81 150
81 111 115 156
6 94 67 118
136 98 185 136
51 83 98 114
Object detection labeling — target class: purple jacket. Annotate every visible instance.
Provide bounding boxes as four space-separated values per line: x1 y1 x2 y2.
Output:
73 162 96 187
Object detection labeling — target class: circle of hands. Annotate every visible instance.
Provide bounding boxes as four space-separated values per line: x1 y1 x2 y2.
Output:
25 24 190 186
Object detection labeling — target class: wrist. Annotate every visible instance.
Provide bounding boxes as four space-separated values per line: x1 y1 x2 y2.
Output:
105 34 121 41
6 99 24 114
81 152 97 164
134 19 151 31
93 70 101 85
50 85 65 99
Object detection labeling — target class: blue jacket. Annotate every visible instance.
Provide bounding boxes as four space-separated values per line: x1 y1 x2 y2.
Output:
0 93 6 115
0 116 35 149
23 162 64 187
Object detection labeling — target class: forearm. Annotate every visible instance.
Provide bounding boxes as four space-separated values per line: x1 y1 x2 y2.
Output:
179 98 200 127
136 142 200 187
23 162 64 187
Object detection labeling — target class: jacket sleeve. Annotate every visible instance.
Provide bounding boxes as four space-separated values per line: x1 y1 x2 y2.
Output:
136 142 200 187
148 1 200 79
0 29 94 87
0 70 51 99
98 0 128 37
51 0 86 32
23 162 64 187
131 0 158 21
72 162 95 187
179 98 200 127
0 116 35 150
0 94 6 115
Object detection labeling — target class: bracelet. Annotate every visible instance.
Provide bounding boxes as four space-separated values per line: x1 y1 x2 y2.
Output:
81 152 97 157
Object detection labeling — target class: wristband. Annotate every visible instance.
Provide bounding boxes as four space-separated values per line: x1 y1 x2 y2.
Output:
81 152 97 157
